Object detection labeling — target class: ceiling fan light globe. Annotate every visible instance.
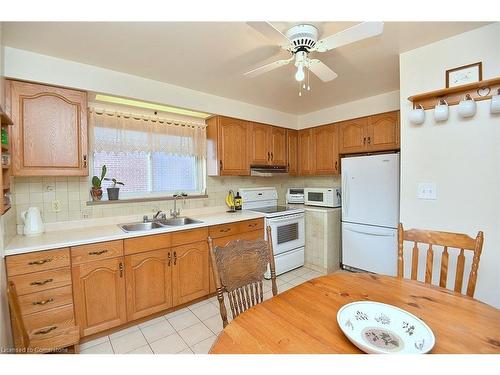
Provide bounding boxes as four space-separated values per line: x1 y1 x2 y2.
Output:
295 66 305 82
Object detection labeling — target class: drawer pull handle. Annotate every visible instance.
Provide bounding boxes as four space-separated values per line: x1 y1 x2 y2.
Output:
248 223 257 227
33 326 57 335
220 228 231 233
28 258 52 266
32 298 54 306
30 278 54 286
88 250 108 256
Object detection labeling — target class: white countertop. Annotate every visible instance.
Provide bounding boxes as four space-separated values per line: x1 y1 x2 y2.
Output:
287 203 341 213
4 207 265 257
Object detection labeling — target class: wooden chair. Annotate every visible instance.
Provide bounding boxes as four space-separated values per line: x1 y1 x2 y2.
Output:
397 223 484 297
208 226 278 328
7 281 80 354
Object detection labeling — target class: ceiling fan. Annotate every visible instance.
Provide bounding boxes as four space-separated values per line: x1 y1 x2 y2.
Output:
245 22 384 84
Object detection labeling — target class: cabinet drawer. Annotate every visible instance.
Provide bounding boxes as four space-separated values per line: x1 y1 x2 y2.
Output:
124 233 171 255
18 285 73 315
71 240 124 265
171 227 208 247
9 267 72 296
209 223 239 239
23 304 75 333
238 218 264 232
6 248 70 276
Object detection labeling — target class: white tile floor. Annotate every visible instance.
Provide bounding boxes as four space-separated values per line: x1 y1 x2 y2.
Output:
80 266 326 354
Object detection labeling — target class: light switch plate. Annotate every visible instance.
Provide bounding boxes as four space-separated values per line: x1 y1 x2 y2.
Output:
417 183 437 200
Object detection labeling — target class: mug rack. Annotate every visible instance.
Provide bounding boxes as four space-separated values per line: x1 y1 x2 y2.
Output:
408 77 500 109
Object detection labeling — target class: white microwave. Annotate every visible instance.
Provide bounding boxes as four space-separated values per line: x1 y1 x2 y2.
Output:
304 188 341 208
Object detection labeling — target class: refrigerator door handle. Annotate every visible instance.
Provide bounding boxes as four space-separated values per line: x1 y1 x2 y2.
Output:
342 172 349 217
345 227 395 237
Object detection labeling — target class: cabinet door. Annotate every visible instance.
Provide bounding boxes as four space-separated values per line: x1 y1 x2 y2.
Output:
125 249 172 321
72 257 126 337
338 117 368 154
270 127 287 166
219 117 250 175
366 111 400 152
172 241 209 306
9 80 88 176
249 123 270 165
286 130 298 175
313 125 339 175
298 129 313 175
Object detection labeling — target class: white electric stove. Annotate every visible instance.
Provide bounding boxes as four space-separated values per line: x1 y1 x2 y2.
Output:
239 187 305 277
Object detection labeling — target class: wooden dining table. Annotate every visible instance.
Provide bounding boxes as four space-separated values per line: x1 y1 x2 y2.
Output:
210 273 500 354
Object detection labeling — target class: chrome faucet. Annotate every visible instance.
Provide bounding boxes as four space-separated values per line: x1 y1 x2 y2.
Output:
153 210 166 220
170 193 187 218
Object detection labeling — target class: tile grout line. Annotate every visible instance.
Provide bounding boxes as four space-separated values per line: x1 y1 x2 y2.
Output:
137 324 154 354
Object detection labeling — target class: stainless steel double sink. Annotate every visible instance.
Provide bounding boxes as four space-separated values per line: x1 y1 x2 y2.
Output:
119 217 203 232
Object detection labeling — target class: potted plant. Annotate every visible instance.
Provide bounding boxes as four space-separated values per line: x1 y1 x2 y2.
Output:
104 178 124 200
90 165 107 201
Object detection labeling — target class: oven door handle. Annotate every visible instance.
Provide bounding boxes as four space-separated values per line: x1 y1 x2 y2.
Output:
267 213 305 223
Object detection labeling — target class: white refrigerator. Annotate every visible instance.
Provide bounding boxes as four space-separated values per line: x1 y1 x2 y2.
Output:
341 153 400 276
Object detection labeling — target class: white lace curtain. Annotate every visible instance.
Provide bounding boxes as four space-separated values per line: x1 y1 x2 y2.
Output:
89 109 207 158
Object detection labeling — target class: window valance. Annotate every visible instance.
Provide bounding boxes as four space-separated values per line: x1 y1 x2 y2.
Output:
89 108 207 158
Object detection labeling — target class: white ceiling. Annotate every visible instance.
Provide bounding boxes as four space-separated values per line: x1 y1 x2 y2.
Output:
2 22 488 114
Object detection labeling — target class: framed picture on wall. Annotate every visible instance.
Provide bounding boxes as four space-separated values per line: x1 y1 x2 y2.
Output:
445 62 482 88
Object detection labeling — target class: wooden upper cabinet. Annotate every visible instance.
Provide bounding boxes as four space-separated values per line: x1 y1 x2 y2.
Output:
125 249 172 321
270 127 287 166
338 117 368 154
298 129 313 175
206 116 250 176
286 130 298 175
366 111 400 151
9 80 88 176
72 257 126 337
171 241 209 306
249 123 270 165
249 123 287 166
312 125 339 175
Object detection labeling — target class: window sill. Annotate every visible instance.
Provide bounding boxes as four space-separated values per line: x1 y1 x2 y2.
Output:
86 194 208 206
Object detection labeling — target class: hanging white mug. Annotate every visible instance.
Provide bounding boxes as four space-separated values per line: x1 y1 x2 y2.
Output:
458 93 477 118
491 89 500 114
434 99 449 122
409 104 425 125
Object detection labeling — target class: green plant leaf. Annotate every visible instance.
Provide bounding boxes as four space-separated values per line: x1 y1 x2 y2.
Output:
91 176 101 188
100 165 107 180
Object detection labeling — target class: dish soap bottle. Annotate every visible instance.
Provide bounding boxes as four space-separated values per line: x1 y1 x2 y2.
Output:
234 191 242 210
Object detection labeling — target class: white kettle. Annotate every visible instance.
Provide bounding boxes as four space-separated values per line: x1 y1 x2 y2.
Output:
21 207 45 236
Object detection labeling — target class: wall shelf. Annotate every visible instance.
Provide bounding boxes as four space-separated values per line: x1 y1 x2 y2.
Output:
408 77 500 109
1 105 14 215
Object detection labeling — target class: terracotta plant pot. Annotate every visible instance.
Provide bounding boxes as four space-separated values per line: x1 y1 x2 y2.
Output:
90 187 103 201
107 187 120 201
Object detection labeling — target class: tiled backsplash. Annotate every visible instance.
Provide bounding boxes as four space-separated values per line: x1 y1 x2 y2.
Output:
10 175 340 230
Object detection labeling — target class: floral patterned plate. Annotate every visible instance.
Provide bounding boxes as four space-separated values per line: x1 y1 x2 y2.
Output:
337 301 435 354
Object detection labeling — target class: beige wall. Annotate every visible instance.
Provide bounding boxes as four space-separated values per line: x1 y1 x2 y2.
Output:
298 90 400 128
4 47 298 129
400 22 500 308
11 175 339 229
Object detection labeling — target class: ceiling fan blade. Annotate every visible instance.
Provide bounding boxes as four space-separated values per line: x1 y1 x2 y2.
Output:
244 57 294 78
247 22 291 47
308 59 338 82
314 22 384 52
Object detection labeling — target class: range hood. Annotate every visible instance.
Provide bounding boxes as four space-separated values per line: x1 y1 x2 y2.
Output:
250 165 288 177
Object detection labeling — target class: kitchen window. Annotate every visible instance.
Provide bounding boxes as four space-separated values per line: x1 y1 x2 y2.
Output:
90 109 206 199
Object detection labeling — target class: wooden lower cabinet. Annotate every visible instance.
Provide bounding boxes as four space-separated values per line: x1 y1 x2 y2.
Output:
125 249 172 321
172 241 209 306
72 257 127 337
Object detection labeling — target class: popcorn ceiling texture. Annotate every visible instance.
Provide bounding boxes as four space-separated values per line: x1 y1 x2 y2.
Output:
10 175 340 229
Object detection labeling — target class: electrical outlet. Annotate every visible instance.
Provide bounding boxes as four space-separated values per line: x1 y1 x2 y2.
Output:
417 183 437 200
52 200 61 212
